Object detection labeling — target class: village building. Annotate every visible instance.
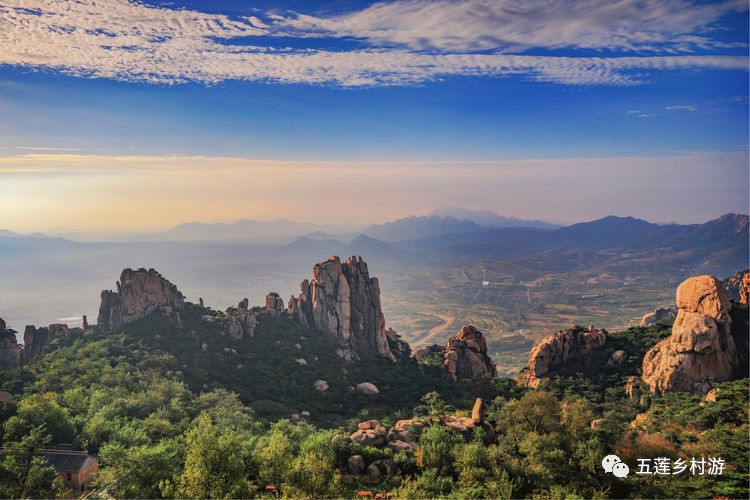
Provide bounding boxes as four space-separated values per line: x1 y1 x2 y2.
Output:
39 449 99 492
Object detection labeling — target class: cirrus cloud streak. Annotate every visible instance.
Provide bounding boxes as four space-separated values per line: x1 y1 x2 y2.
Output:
0 0 747 86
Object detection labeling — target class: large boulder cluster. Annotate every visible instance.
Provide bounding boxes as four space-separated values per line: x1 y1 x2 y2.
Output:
442 325 497 381
345 398 491 477
642 275 738 394
227 298 257 340
524 325 607 388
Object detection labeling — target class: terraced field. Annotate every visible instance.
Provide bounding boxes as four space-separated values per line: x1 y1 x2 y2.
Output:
379 259 678 376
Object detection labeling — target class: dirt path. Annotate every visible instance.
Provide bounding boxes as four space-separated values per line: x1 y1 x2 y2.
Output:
412 313 455 346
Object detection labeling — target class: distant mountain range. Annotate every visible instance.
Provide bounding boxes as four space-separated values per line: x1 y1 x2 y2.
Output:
391 213 748 275
431 206 561 230
16 208 561 243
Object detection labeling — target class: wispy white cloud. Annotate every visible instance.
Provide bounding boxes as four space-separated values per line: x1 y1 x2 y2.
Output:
665 104 699 111
275 0 748 53
0 0 747 87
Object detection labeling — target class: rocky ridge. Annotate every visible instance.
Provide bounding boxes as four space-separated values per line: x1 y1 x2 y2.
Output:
98 268 185 332
642 275 738 394
442 325 497 381
524 325 607 388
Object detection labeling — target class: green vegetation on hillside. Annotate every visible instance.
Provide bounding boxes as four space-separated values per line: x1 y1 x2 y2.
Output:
0 311 747 499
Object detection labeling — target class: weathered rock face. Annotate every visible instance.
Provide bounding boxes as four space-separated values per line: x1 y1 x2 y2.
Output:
22 323 71 362
640 306 678 327
740 272 750 305
385 328 411 361
264 292 286 319
98 268 185 331
525 325 607 388
0 329 22 371
48 323 69 339
291 256 405 361
228 310 257 340
642 275 737 394
0 317 5 332
442 325 497 381
23 325 48 362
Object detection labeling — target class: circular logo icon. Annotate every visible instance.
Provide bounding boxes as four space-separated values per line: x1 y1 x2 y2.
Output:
612 462 630 478
601 454 621 473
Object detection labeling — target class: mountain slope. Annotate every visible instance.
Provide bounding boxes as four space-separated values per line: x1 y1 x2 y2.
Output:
362 215 488 242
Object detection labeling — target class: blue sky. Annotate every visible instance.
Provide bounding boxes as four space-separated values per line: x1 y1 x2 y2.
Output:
0 0 748 230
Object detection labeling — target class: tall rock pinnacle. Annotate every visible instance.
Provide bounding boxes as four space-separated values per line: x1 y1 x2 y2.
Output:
290 256 403 361
98 268 185 331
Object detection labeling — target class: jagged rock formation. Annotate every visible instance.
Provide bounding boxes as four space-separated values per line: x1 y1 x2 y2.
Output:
722 270 749 303
642 275 737 394
289 256 405 361
639 306 678 327
48 323 69 339
442 325 497 381
23 325 47 362
264 292 285 319
0 323 22 370
98 268 185 332
525 325 607 388
22 323 71 362
227 299 257 340
385 328 411 361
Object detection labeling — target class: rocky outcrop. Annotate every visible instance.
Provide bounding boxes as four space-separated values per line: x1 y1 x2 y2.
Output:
48 323 69 340
227 299 257 340
355 382 379 395
639 306 678 327
525 325 607 388
607 350 627 367
312 379 329 392
385 328 411 361
722 270 749 303
264 292 286 319
23 325 47 362
442 325 497 381
290 256 406 361
0 317 5 332
0 329 22 371
98 268 185 331
22 323 71 362
642 275 737 394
